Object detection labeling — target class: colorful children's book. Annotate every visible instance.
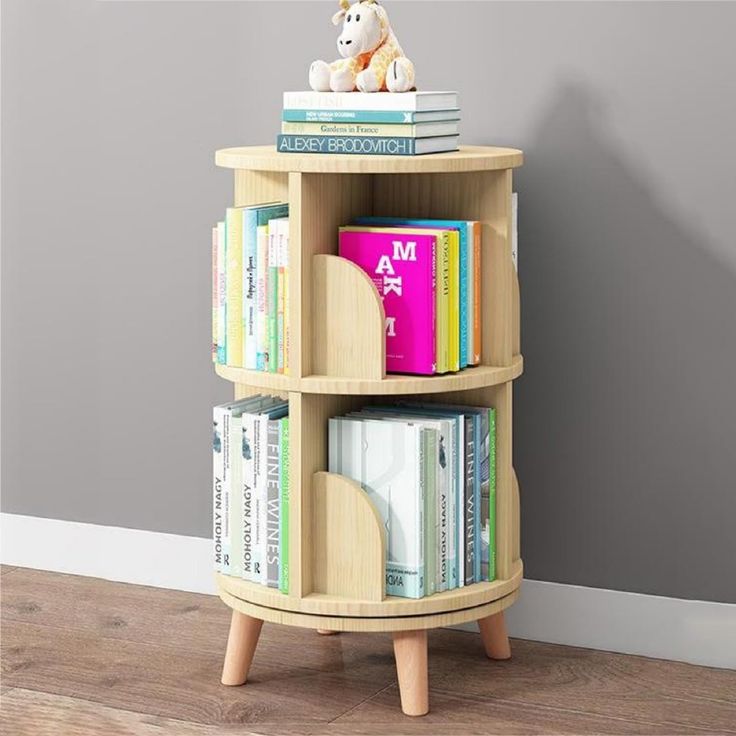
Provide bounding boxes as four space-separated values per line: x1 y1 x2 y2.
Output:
339 227 438 375
216 221 226 364
242 203 288 370
355 217 476 368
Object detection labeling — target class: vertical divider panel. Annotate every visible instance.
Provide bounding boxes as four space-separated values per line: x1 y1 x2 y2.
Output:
289 172 374 379
234 169 288 207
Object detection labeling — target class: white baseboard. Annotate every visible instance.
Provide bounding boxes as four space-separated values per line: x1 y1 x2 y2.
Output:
2 512 734 669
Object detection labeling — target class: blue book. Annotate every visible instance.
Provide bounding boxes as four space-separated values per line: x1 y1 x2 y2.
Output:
242 203 288 370
276 134 459 157
282 109 461 124
355 217 471 367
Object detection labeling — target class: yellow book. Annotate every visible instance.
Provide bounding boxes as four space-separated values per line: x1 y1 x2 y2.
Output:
339 225 449 374
446 229 460 372
225 207 245 367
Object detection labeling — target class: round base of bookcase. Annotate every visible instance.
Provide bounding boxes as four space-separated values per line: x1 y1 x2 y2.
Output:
216 560 522 632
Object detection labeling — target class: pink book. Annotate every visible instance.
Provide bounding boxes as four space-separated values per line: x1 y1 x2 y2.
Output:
339 228 437 375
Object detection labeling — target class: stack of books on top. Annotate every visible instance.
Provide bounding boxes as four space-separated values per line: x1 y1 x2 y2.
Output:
213 395 290 592
329 401 496 599
278 91 460 156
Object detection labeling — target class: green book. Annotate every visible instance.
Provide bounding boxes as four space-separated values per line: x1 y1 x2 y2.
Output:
279 418 290 593
422 427 438 596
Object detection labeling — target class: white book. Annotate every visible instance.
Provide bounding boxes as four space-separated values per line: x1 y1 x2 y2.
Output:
329 417 425 599
212 408 226 572
283 90 458 112
216 221 226 363
353 411 454 592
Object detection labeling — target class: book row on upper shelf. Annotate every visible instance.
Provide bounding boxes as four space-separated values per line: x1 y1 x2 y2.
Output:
278 91 461 156
212 395 497 599
212 202 518 377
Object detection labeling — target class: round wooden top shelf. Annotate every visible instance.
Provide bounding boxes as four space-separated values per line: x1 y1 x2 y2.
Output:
215 559 522 632
215 144 523 174
215 355 523 395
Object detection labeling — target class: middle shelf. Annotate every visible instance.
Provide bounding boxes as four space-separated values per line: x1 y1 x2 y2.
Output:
215 355 523 395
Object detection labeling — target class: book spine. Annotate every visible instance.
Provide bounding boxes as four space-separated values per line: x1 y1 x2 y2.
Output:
277 134 419 156
225 208 243 367
211 225 218 362
447 231 460 372
464 223 474 367
221 408 232 575
478 409 491 582
216 221 227 364
266 420 280 588
257 414 270 584
267 229 279 373
464 415 476 585
473 415 482 583
277 227 285 374
283 91 424 111
243 413 261 582
229 414 243 579
243 210 258 371
435 233 450 374
472 222 482 364
438 429 449 593
458 226 469 367
282 121 423 137
256 225 269 372
456 416 465 588
446 421 457 590
283 109 425 123
423 429 437 597
212 407 225 572
241 413 256 581
488 408 496 582
279 418 290 593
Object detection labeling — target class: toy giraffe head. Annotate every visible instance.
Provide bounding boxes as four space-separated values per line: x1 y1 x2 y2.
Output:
332 0 390 59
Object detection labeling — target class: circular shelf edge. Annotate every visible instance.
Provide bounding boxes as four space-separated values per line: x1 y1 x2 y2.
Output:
218 586 520 632
215 355 522 394
215 144 523 174
216 559 522 620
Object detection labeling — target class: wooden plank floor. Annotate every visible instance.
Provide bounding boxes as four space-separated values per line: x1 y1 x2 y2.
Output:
1 566 734 735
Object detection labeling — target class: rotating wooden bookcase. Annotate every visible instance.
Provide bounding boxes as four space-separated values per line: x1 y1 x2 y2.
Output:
214 144 524 716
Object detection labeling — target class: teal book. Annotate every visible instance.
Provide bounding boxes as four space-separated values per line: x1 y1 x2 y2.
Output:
277 134 459 156
355 217 470 367
282 109 461 124
243 203 288 370
279 418 290 594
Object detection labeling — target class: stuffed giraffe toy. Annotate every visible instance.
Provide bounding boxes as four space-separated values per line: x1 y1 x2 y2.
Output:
309 0 415 93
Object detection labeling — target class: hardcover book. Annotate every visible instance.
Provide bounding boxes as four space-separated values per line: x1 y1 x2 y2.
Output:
282 108 461 125
329 417 425 599
216 221 226 364
281 121 459 139
279 418 290 594
339 228 437 375
283 90 458 112
277 134 459 156
266 420 281 588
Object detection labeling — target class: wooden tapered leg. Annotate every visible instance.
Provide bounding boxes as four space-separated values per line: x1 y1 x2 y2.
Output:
392 629 429 717
221 611 263 686
478 611 511 660
317 629 339 635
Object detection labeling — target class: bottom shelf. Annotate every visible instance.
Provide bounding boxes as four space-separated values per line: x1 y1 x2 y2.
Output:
219 585 519 633
215 558 522 632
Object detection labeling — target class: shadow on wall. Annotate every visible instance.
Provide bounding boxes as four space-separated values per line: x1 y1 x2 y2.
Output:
514 82 736 602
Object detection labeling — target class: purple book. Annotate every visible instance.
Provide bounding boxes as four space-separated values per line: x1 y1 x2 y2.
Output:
339 228 437 375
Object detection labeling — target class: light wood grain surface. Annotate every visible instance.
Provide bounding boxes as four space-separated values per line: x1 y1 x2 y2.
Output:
216 145 523 174
3 569 735 736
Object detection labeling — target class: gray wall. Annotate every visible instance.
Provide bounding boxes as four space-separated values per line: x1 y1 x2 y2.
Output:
2 1 735 603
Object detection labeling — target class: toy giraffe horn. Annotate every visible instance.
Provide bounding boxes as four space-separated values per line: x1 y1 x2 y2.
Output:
332 0 350 25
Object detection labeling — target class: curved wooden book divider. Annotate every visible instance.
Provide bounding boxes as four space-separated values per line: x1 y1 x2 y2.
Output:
311 254 386 381
311 471 386 601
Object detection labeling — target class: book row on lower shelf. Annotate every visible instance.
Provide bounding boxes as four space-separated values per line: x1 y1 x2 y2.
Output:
213 396 497 600
213 203 524 375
